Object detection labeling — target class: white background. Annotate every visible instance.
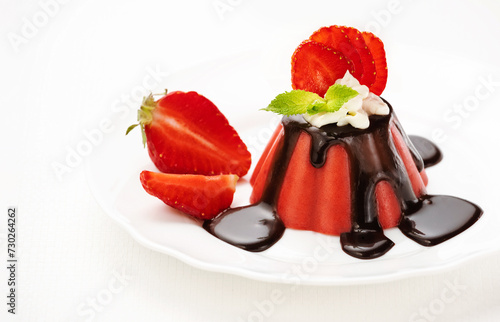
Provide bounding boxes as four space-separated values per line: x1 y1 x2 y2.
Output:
2 0 500 321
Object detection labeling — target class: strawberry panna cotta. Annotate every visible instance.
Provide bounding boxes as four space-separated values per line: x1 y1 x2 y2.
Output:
128 25 482 260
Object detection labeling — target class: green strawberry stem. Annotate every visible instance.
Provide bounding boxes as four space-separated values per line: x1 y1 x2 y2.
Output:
126 90 167 147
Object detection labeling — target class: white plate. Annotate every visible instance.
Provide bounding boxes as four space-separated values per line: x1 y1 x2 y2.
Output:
85 50 500 285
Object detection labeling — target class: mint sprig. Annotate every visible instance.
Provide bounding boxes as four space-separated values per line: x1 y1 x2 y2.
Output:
324 84 359 112
262 90 326 116
261 84 358 116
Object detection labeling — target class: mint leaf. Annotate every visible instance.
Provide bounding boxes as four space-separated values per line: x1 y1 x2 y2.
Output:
324 84 359 112
261 84 359 116
262 90 326 116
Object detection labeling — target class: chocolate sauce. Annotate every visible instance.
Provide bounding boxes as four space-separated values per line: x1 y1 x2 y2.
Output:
399 195 482 246
409 135 443 168
204 100 482 259
203 203 285 252
340 230 395 260
393 120 425 172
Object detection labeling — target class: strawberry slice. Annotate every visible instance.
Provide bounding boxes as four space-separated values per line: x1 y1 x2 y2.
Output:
140 171 238 219
291 40 351 97
127 91 251 177
341 27 377 88
292 26 387 96
310 25 363 81
361 31 388 95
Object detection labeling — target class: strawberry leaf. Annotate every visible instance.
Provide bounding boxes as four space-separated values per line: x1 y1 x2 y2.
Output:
126 123 139 135
126 93 161 148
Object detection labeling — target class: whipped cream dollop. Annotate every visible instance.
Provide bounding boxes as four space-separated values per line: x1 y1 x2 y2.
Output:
303 71 389 129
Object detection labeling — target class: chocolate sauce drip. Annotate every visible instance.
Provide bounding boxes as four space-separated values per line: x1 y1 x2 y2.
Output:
340 230 395 259
391 113 425 172
203 203 285 252
399 195 482 246
409 135 443 168
204 100 482 259
260 121 302 204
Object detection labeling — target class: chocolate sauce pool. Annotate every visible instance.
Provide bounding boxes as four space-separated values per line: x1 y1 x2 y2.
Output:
408 135 443 168
204 102 482 259
202 203 284 252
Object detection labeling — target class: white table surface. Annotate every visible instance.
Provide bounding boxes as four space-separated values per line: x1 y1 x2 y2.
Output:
2 0 500 321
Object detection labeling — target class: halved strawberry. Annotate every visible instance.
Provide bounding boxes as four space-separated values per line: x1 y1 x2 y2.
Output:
140 171 238 219
361 31 388 96
127 91 251 177
291 40 351 97
310 25 363 81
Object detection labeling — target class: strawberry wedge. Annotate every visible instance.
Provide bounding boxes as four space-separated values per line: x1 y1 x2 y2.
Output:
140 171 238 219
